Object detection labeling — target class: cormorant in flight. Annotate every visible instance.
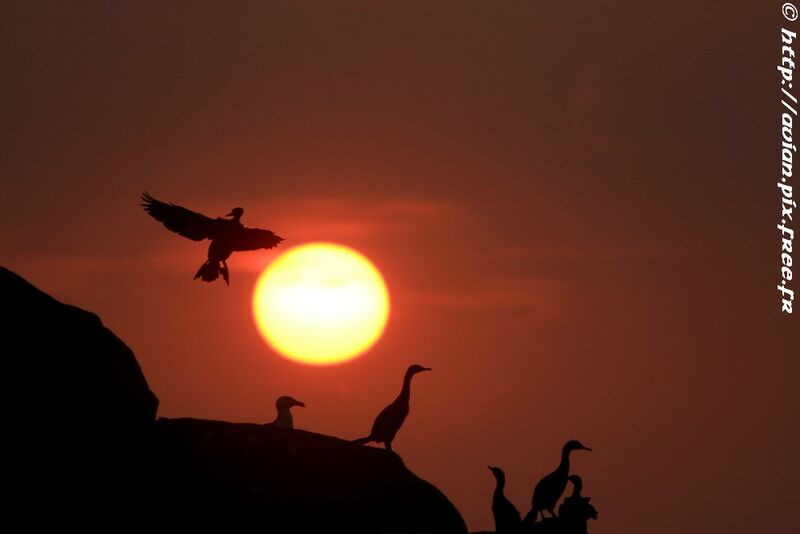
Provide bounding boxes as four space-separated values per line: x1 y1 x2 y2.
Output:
352 364 431 452
525 440 591 523
141 192 283 284
488 466 522 533
266 396 305 429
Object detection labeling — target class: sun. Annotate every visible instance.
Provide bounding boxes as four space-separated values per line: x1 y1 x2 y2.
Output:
252 242 390 366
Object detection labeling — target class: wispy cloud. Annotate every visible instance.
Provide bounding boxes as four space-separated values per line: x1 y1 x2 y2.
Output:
403 275 570 320
249 196 461 242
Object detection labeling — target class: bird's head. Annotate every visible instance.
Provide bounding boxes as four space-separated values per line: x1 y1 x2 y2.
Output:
276 396 305 410
406 364 432 377
487 465 506 482
564 440 592 454
225 207 244 219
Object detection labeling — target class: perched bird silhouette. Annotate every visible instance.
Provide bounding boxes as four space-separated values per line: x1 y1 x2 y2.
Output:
488 466 522 533
266 396 305 429
352 364 431 452
557 474 598 522
141 192 283 285
566 474 584 499
524 440 592 523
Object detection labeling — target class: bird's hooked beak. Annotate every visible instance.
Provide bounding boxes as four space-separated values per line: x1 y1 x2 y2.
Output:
293 400 306 408
581 445 592 451
421 367 432 372
224 209 235 217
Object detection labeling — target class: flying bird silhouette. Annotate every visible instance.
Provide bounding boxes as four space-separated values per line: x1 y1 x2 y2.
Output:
141 192 283 285
352 364 431 452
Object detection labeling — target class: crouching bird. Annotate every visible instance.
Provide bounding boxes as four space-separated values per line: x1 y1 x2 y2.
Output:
558 474 598 521
266 396 305 429
141 192 283 285
352 364 431 452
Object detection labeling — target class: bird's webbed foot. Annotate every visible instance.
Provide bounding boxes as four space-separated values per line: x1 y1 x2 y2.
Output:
221 263 230 285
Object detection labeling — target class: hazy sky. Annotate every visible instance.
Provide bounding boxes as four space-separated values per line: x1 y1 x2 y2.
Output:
1 2 796 533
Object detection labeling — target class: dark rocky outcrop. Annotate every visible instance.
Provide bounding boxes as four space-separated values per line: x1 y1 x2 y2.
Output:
2 266 159 425
155 418 466 533
3 266 160 526
3 267 466 533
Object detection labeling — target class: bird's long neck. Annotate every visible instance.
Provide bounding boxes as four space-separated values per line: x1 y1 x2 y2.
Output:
557 449 571 475
493 476 506 497
571 483 582 498
397 372 415 406
273 407 293 429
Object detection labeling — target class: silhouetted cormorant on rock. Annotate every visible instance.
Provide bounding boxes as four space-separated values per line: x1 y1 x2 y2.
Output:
488 466 522 533
556 475 598 534
352 364 431 452
525 440 591 523
141 192 283 285
266 396 305 429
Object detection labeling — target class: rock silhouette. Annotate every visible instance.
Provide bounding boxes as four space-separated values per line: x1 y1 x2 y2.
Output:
3 266 159 527
141 192 283 285
3 266 158 424
157 417 467 532
3 267 466 532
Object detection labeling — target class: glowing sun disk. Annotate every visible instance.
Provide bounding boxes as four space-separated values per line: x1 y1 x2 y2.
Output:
252 243 390 365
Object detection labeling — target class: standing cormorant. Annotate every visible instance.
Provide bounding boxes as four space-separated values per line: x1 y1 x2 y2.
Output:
524 440 591 523
266 396 305 429
141 192 283 285
488 466 522 533
352 364 431 452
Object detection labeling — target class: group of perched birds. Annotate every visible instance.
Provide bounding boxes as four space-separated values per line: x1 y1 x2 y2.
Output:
143 194 598 533
265 364 596 534
488 441 598 533
265 364 431 454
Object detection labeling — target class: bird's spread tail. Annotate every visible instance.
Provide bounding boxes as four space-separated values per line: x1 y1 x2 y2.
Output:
194 261 220 283
352 436 372 445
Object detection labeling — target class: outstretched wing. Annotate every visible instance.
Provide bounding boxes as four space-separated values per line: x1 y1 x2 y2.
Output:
229 226 284 251
141 192 222 241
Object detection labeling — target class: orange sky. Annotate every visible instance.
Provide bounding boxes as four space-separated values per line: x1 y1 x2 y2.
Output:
1 3 797 532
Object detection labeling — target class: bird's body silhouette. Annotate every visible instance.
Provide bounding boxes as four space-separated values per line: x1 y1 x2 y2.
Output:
141 192 283 285
525 440 592 523
266 396 305 429
352 364 431 452
566 475 584 500
488 466 522 533
557 475 598 522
